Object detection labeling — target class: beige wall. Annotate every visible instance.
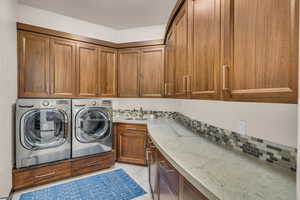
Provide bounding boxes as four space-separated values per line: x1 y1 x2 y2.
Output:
17 4 166 43
179 100 297 148
0 0 18 197
110 97 297 148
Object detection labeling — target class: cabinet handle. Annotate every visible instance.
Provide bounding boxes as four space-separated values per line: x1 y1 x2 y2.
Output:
79 161 99 169
35 171 56 178
146 150 152 162
187 75 191 93
126 128 146 131
183 76 187 93
164 83 168 96
222 65 230 92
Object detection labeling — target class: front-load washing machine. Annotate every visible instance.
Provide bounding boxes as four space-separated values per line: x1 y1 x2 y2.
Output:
16 99 71 168
72 99 112 158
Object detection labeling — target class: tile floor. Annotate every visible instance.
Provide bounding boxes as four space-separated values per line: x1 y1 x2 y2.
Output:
12 163 152 200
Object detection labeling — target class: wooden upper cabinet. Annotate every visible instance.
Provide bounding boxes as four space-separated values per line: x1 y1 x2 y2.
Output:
174 2 189 98
222 0 299 103
99 47 117 97
50 38 76 97
118 49 140 97
140 46 165 97
18 31 50 97
188 0 221 100
76 43 99 97
165 28 176 97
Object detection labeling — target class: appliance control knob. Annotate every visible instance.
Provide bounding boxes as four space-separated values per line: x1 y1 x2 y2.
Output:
42 100 50 106
91 101 96 106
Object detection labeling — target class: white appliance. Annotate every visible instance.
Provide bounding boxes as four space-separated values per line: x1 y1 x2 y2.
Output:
72 99 113 158
16 99 71 168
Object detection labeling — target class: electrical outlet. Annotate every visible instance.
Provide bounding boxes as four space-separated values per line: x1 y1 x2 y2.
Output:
238 120 247 135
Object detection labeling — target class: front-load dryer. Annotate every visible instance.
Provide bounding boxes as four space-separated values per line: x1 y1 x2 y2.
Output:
16 99 71 168
72 99 112 158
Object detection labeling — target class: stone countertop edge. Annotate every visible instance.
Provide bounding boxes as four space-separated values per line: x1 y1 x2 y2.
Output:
112 118 148 124
146 123 219 200
146 119 296 200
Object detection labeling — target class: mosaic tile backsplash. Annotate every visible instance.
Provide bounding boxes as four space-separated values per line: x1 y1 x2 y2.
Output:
113 109 177 120
174 113 297 172
114 109 297 172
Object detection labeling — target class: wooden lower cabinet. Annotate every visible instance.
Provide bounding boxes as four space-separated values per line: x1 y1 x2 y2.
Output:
13 152 114 191
180 178 208 200
158 153 180 200
71 152 114 176
147 144 159 200
13 161 71 190
116 124 147 165
148 138 208 200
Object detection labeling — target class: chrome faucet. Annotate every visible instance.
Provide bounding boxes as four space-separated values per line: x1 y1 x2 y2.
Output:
138 107 144 119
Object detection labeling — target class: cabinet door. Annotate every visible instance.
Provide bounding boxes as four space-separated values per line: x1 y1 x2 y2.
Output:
118 49 140 97
99 47 117 97
147 147 159 200
159 176 178 200
50 38 76 97
174 2 189 98
117 124 147 165
189 0 221 99
18 31 50 97
165 28 176 97
179 177 208 200
76 43 98 97
222 0 298 103
140 46 164 97
158 156 179 200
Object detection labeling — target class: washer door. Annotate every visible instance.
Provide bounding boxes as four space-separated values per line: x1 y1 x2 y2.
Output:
20 109 68 150
75 108 111 143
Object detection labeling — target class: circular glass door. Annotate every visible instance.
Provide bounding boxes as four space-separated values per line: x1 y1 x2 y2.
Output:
75 108 111 143
20 109 67 150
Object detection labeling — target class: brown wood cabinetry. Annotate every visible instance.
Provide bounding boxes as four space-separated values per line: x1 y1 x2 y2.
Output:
71 152 114 176
140 47 165 97
118 47 165 97
76 42 99 97
188 0 221 100
116 124 147 165
18 31 50 97
13 161 71 190
165 28 176 97
173 1 189 98
118 49 140 97
164 0 298 103
18 30 118 98
13 152 114 191
99 47 118 97
221 0 299 103
147 139 159 200
50 38 76 97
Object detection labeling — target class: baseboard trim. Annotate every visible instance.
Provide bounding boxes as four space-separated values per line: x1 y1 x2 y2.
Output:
0 188 13 200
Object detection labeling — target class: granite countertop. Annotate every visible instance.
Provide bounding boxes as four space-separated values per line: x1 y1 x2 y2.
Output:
147 119 296 200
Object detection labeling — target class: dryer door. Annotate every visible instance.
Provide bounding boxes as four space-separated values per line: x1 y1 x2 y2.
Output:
75 107 111 143
20 109 68 150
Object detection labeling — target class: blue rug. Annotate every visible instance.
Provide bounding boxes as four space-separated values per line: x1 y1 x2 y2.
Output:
20 169 146 200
